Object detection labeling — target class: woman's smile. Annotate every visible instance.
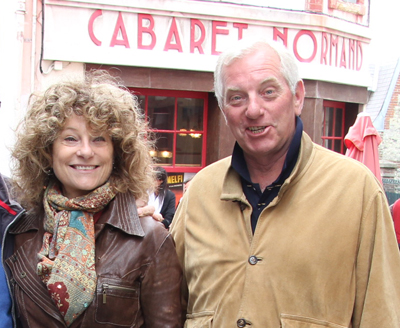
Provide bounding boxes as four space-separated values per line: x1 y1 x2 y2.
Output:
71 165 98 170
52 114 114 199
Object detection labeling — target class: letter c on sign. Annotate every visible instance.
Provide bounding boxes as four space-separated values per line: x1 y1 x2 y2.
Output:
88 9 102 46
293 30 317 63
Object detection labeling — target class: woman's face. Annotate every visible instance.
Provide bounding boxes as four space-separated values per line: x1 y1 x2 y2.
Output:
51 114 114 199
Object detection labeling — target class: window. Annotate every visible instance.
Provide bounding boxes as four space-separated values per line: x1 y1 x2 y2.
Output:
134 88 208 173
322 101 346 154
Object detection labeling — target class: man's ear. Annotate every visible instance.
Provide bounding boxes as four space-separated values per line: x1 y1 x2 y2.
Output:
294 80 305 116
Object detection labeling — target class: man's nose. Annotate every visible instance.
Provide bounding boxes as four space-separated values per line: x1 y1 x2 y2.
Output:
245 95 263 119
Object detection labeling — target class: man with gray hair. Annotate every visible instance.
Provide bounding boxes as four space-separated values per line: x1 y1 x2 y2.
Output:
170 39 400 327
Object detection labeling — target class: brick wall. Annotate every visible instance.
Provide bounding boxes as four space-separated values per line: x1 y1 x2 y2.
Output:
384 74 400 130
306 0 323 12
379 78 400 182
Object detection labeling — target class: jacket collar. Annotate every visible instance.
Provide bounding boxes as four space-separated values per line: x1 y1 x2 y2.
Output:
98 192 145 237
9 192 145 237
231 116 303 186
221 167 247 203
221 131 315 204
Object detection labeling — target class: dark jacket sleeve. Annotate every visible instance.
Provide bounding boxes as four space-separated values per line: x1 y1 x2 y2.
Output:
161 190 176 229
0 174 20 328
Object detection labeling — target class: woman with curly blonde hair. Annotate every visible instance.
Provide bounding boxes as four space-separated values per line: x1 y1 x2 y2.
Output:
2 71 182 328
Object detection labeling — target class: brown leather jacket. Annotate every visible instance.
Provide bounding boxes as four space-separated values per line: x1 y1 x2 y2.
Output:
4 192 182 328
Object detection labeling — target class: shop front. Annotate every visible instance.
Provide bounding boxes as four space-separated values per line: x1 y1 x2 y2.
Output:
41 0 371 201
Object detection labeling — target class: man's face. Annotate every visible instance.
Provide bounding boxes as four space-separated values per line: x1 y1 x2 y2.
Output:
222 46 304 163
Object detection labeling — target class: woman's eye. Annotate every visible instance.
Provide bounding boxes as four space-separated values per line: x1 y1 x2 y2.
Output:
64 136 77 142
93 136 106 142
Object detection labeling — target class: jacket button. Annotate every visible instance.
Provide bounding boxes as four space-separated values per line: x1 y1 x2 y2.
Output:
20 272 26 278
248 255 258 265
237 318 251 327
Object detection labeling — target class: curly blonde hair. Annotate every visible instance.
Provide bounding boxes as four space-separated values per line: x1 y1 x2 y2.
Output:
12 70 155 211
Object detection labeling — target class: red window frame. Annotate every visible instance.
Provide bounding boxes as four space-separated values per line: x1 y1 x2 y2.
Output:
132 88 208 173
322 101 346 154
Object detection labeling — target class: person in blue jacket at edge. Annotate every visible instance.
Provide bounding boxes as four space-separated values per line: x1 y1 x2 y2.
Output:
0 173 24 328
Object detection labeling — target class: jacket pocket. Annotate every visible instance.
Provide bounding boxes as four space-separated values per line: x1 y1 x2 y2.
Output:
281 314 347 328
95 278 140 326
185 311 214 328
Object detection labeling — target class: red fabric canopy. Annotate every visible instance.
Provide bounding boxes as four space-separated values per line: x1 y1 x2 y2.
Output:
344 114 383 185
392 199 400 245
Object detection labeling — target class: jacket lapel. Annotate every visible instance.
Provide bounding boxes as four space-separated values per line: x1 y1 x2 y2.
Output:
6 213 65 324
96 192 145 237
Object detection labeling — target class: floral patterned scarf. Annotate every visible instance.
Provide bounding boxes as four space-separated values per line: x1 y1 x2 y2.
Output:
37 181 116 326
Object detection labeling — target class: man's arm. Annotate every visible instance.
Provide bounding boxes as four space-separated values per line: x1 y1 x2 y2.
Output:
353 189 400 327
170 193 188 326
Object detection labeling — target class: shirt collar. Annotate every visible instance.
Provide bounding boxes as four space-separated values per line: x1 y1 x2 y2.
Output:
231 116 303 186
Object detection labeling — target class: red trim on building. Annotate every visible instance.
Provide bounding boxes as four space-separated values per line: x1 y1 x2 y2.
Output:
322 100 346 154
132 88 208 173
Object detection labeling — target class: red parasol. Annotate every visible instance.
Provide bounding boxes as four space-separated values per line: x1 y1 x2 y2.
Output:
344 114 383 185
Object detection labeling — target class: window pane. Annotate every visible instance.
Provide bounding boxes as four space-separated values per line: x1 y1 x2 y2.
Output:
343 0 357 3
137 95 145 116
177 98 204 131
323 139 332 150
148 96 175 130
152 132 174 165
175 133 202 166
333 140 342 153
334 108 343 137
322 102 346 155
324 107 334 136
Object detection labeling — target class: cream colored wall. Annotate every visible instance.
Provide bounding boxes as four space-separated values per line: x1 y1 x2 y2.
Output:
0 0 84 176
0 0 26 176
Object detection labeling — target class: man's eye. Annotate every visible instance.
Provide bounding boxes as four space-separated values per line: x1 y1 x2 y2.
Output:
229 95 243 103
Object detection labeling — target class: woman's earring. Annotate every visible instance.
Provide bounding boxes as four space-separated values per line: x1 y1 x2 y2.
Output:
44 168 53 175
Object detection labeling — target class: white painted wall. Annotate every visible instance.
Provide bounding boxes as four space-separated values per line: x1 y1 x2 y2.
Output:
0 0 84 177
195 0 304 11
0 0 24 177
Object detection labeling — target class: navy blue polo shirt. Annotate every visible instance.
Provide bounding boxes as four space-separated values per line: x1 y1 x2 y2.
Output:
231 116 303 233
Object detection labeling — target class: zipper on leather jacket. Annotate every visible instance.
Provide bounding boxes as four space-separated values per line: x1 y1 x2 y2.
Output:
102 283 136 304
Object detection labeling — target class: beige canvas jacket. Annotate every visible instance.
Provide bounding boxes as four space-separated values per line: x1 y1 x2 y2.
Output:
170 132 400 328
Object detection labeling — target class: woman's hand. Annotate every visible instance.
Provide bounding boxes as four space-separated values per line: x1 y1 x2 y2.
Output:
137 204 155 217
152 213 164 222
